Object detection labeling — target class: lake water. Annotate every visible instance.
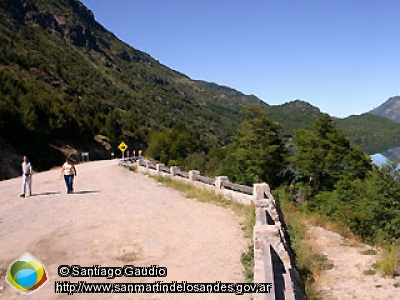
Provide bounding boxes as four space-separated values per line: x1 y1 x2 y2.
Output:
371 146 400 166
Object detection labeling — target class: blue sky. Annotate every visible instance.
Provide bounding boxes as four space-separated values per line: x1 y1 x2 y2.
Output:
80 0 400 118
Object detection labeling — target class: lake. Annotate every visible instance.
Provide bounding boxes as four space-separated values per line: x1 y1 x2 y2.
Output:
371 146 400 166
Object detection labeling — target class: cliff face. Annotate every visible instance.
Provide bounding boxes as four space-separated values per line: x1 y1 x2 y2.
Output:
2 0 104 50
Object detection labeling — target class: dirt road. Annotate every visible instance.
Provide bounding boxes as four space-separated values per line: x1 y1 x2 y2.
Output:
0 160 250 299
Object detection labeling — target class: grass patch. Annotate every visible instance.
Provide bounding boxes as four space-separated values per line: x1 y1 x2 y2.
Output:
150 175 255 281
360 249 377 255
241 245 254 283
309 253 334 271
375 244 400 276
363 269 376 276
298 211 359 243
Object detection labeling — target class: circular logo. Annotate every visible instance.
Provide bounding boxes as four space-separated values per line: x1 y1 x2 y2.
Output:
6 252 49 294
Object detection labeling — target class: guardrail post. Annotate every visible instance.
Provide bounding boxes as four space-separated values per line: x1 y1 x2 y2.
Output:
145 160 150 172
253 183 271 201
215 176 229 189
156 164 165 173
189 170 200 181
170 166 180 177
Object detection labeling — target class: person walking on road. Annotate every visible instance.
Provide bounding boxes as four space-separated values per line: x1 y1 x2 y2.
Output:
20 156 33 197
61 156 77 194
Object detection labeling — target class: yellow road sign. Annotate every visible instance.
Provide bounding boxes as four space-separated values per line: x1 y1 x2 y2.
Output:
118 141 128 152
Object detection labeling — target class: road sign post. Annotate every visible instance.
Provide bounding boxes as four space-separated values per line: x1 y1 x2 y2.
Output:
118 141 128 160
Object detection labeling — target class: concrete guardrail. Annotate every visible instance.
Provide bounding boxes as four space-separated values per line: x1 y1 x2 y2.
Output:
120 159 298 299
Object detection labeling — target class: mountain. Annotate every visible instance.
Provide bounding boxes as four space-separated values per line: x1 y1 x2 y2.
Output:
265 99 400 154
336 113 400 154
0 0 266 178
267 100 323 134
369 96 400 122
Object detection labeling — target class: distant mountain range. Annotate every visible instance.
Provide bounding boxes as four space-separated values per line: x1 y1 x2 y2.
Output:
266 100 400 155
1 0 400 179
369 96 400 123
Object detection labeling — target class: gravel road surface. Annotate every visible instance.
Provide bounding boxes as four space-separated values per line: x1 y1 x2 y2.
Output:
0 160 250 299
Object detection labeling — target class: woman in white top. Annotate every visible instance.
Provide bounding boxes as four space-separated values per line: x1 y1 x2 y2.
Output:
61 156 77 194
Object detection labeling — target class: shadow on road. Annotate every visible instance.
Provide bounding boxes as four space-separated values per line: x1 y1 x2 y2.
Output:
32 192 61 196
73 190 100 195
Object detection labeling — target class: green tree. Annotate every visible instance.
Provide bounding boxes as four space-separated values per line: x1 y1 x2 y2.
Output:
205 147 227 176
103 109 122 142
307 162 400 243
183 152 208 174
291 115 371 196
146 125 203 166
221 107 286 187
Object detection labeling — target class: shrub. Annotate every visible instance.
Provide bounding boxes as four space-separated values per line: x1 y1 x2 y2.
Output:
375 245 400 276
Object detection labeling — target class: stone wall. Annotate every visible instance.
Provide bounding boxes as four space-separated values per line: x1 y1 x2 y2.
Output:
253 184 297 300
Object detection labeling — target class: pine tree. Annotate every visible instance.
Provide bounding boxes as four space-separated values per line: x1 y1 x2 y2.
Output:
221 107 286 187
291 115 371 196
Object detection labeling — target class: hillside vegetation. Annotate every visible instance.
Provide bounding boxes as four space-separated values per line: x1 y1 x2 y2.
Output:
0 0 267 177
337 113 400 154
267 101 400 153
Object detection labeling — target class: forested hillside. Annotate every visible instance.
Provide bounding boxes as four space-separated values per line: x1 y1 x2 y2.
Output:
267 101 400 153
0 0 266 178
337 113 400 154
